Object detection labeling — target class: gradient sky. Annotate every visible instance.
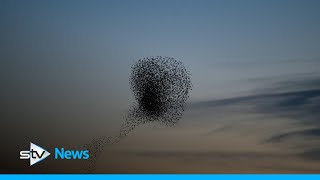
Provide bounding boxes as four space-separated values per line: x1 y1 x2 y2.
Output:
1 0 320 173
2 0 320 99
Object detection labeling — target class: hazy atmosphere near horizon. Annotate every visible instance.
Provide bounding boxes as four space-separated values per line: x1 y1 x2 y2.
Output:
1 0 320 173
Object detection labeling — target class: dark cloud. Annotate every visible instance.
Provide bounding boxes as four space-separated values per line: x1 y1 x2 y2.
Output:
299 149 320 160
189 76 320 161
191 77 320 124
255 89 320 124
120 150 288 160
266 128 320 143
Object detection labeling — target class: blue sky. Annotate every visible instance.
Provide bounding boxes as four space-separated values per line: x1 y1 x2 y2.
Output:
1 0 320 101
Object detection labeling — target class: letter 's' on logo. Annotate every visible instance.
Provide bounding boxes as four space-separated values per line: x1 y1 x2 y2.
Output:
19 142 51 166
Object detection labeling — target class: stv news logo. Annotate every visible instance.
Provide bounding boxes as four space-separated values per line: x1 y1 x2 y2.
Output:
20 142 90 166
19 142 50 166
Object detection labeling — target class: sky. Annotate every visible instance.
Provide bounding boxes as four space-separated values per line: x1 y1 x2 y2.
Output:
1 0 320 173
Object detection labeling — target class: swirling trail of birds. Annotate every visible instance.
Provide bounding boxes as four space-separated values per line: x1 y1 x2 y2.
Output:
83 56 192 173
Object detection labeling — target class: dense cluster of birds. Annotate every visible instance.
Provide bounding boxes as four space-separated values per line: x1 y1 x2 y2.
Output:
85 56 192 172
124 56 192 131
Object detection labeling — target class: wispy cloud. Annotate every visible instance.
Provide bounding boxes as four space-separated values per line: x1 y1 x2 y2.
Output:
188 75 320 162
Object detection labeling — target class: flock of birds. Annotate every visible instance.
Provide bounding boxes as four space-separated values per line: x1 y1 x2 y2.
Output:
84 56 192 172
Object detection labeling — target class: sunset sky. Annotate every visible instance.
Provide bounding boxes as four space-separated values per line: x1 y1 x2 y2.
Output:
1 0 320 173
